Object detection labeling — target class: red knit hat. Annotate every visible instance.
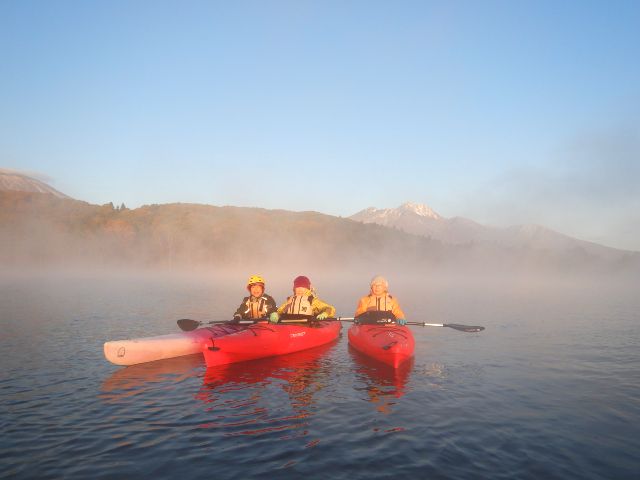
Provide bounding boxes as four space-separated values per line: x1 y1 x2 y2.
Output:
293 275 311 290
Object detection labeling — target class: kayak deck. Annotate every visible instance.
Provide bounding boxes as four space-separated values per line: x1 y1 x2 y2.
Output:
202 320 342 368
348 323 415 368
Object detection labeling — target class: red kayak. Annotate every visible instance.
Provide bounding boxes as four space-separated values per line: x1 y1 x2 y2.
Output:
202 320 342 368
348 323 415 368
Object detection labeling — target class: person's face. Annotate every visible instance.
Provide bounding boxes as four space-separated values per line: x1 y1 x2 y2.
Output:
294 286 308 296
250 284 264 297
371 283 385 296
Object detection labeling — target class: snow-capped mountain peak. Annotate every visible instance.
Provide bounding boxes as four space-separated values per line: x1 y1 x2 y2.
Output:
349 201 625 256
398 202 441 219
350 202 443 223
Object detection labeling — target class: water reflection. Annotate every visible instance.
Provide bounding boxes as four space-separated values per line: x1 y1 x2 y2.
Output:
196 342 338 437
349 345 414 414
100 354 202 403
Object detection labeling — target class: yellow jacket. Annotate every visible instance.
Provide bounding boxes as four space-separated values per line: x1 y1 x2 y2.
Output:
355 294 405 319
277 289 336 317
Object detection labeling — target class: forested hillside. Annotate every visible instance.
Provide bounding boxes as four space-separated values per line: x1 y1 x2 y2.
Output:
1 192 637 275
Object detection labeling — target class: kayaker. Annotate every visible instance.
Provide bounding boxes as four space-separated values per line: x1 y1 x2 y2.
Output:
269 275 336 323
233 274 278 320
354 275 407 325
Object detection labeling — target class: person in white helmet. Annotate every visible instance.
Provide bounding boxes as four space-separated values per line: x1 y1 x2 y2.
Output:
354 275 407 325
233 274 277 321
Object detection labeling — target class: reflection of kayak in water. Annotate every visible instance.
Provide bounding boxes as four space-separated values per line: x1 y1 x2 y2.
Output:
100 353 202 402
348 323 415 368
202 320 342 368
349 344 414 403
350 345 413 415
202 340 338 387
349 346 413 414
198 341 339 436
103 324 247 366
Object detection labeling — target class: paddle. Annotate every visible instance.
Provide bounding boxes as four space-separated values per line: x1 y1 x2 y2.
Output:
177 318 264 331
336 317 484 332
177 314 342 332
277 313 343 323
406 322 485 332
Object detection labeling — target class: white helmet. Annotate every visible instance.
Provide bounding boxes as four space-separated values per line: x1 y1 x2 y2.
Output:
370 275 388 291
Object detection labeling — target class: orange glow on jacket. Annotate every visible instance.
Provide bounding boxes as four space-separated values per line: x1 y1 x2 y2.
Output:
355 294 405 319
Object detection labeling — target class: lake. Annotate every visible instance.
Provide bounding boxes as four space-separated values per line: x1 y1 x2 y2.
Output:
1 270 639 479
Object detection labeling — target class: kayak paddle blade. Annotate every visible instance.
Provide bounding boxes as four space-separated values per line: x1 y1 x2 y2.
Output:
444 323 485 332
177 319 201 331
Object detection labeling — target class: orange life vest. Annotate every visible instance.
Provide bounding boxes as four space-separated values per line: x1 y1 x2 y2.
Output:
363 294 396 313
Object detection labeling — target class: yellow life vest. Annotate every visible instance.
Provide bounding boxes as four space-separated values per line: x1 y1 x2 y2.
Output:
284 295 314 315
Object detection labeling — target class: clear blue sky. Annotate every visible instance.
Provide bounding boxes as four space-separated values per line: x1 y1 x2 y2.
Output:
2 1 639 250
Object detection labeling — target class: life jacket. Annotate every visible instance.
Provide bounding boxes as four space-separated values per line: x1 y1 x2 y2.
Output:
243 296 271 319
284 295 314 315
364 294 396 313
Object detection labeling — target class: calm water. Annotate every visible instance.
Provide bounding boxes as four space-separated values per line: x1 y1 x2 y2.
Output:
1 271 639 479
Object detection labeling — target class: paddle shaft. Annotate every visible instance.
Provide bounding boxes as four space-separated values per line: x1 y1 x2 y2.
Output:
177 318 264 331
337 317 484 332
408 321 485 332
177 316 344 331
178 317 483 332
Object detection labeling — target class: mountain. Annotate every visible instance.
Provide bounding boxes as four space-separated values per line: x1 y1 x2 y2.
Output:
0 169 70 198
2 191 638 274
1 172 638 274
350 202 629 260
351 202 483 244
0 191 452 270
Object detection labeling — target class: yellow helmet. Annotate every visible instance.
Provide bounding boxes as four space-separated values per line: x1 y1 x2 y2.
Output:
247 274 265 289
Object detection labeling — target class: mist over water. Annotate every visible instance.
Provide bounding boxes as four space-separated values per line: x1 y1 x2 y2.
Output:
4 191 639 280
1 269 639 479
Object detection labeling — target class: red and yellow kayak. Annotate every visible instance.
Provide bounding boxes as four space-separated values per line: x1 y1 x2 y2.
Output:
348 323 415 368
202 320 342 368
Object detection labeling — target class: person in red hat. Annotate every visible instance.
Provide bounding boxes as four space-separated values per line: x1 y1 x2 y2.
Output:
270 275 335 323
233 274 277 320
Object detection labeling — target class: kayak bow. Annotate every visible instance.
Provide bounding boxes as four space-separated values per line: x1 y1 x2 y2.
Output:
347 323 415 368
104 324 247 366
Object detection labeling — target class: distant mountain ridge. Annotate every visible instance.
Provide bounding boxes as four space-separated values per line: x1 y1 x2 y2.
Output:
0 191 450 270
1 171 638 272
0 169 70 199
350 202 628 258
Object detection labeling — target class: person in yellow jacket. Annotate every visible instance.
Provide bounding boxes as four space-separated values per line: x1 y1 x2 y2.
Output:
354 275 407 325
270 275 336 323
233 274 277 320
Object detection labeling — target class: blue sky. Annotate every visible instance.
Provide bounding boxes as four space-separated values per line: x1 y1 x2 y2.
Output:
1 1 639 250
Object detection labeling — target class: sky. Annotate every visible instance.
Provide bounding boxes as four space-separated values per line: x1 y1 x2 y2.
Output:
1 0 639 251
